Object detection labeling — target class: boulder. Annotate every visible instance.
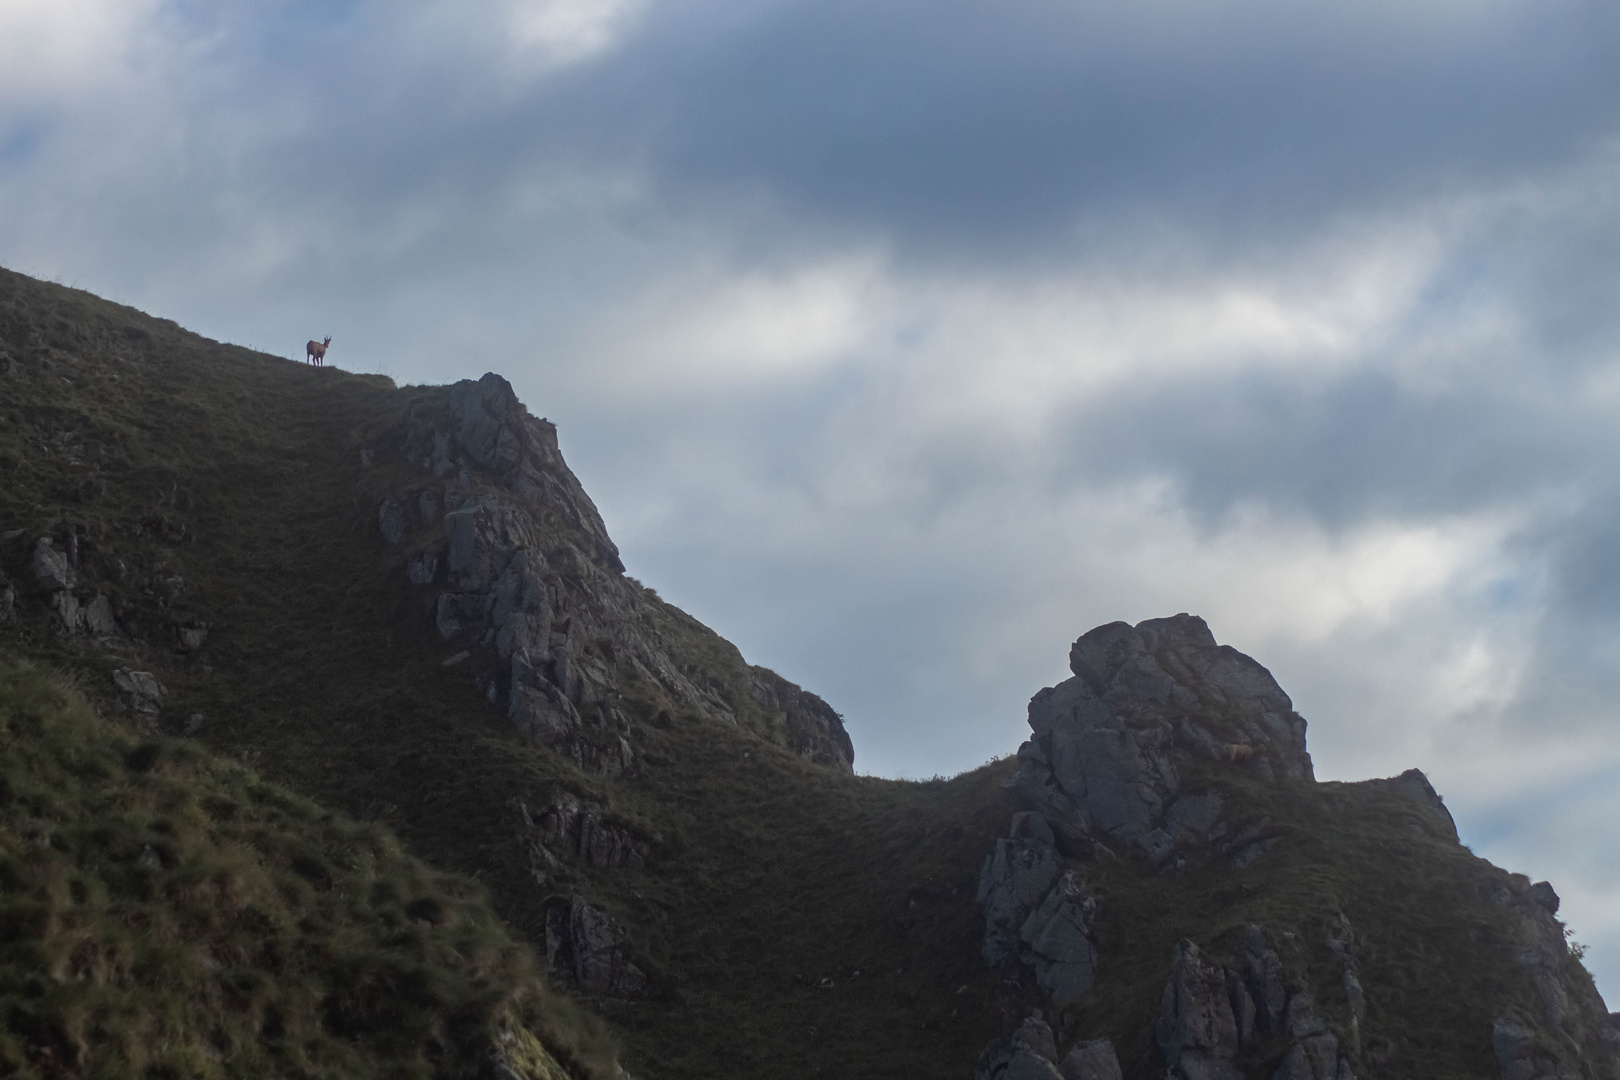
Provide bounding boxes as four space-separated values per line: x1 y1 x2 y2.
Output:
977 1014 1065 1080
978 836 1059 965
1023 615 1313 856
1019 871 1099 1005
529 792 649 870
1155 939 1242 1080
112 669 166 715
32 537 74 591
1529 881 1560 915
1492 1017 1537 1080
1060 1039 1122 1080
1238 926 1287 1037
543 895 646 998
82 593 117 636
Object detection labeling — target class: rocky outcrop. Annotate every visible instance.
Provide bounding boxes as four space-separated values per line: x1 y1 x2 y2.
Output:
1364 768 1459 842
977 811 1101 1005
1155 931 1356 1080
975 1013 1064 1080
1019 870 1099 1005
112 668 166 716
514 792 650 872
1156 939 1242 1080
543 895 647 998
1011 615 1310 861
381 374 856 775
749 668 854 771
978 833 1059 966
32 536 75 592
977 1014 1122 1080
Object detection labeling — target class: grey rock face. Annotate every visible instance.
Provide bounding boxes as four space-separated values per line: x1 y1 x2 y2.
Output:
0 584 13 621
1492 1016 1537 1080
443 373 625 573
1156 939 1243 1080
82 593 116 636
1155 931 1358 1080
1238 925 1287 1038
32 537 74 591
978 836 1060 965
1060 1039 1122 1080
543 895 646 998
976 1013 1065 1080
522 792 649 870
748 669 855 771
1021 614 1311 856
1019 870 1099 1005
396 374 855 773
1529 881 1560 915
112 669 166 715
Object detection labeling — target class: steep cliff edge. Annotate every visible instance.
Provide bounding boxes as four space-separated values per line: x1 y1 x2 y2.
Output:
1 266 1615 1080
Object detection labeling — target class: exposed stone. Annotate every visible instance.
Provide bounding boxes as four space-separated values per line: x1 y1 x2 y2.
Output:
977 836 1059 966
0 584 13 620
1529 881 1560 915
1155 939 1242 1080
1492 1016 1537 1080
399 374 854 773
976 1014 1065 1080
1022 615 1311 857
32 536 74 591
1366 768 1459 842
1059 1038 1122 1080
443 373 625 573
1019 870 1098 1004
749 668 854 772
1238 925 1287 1037
543 895 646 998
112 669 167 715
377 498 408 544
52 590 82 632
82 593 117 636
526 791 649 870
1326 913 1364 1055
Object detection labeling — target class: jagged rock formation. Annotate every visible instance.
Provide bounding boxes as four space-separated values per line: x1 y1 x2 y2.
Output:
544 894 649 999
1009 614 1309 867
377 372 854 776
976 1012 1123 1080
976 615 1619 1080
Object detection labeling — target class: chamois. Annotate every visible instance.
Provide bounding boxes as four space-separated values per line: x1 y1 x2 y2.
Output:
306 336 331 366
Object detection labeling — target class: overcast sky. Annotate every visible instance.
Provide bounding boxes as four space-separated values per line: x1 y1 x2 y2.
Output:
5 0 1620 1001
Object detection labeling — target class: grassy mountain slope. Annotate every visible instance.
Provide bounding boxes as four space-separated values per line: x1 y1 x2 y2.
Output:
1 267 1614 1079
0 658 613 1079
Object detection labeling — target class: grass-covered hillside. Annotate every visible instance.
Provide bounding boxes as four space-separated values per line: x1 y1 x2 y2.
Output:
0 658 614 1079
1 265 1614 1079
